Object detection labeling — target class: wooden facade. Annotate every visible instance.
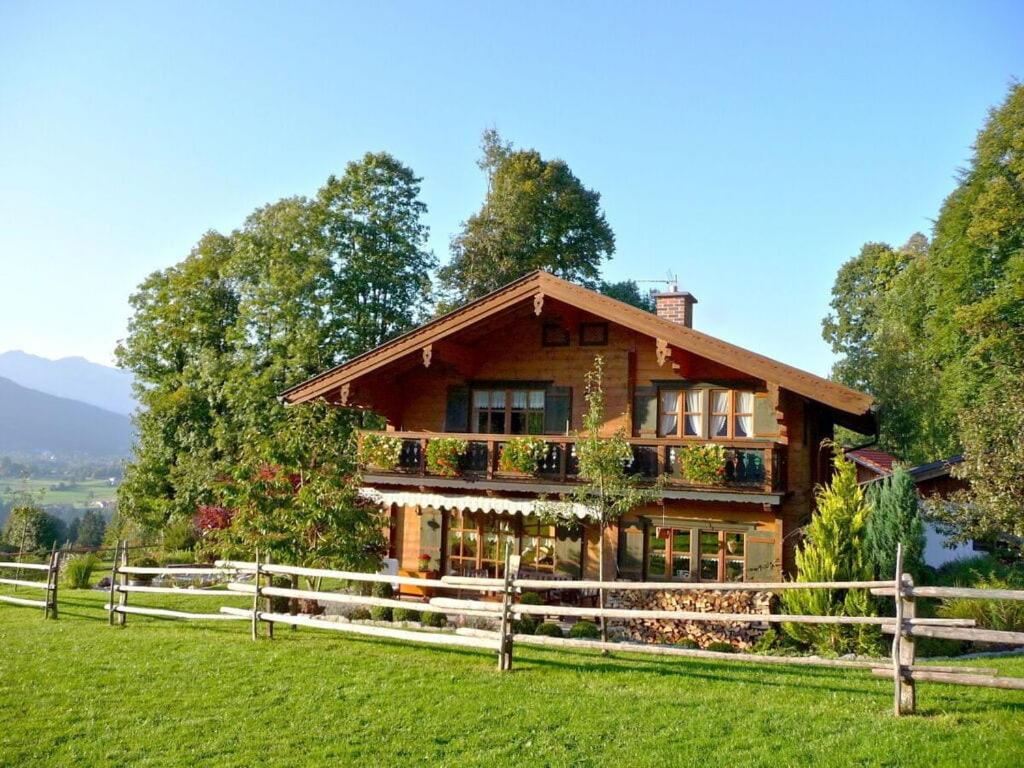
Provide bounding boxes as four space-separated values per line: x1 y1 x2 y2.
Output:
283 271 875 587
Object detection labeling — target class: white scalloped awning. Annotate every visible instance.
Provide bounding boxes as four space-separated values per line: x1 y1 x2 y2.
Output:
359 487 595 520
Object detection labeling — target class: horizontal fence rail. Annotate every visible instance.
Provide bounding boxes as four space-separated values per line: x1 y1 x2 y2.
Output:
0 547 61 618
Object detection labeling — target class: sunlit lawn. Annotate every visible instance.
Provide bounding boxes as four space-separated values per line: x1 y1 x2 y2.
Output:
2 589 1023 767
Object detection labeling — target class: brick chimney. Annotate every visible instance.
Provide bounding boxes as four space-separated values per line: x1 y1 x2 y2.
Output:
652 282 697 328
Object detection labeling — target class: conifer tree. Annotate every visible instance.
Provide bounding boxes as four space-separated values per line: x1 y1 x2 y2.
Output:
782 453 878 654
864 467 925 580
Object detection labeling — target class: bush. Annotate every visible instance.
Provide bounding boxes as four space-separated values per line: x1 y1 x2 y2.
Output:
393 607 421 623
154 549 195 566
348 607 371 621
706 641 735 653
371 580 394 599
751 629 780 654
370 605 393 622
513 592 543 634
421 610 448 628
673 638 699 650
937 574 1024 633
62 554 98 589
535 622 563 638
568 620 600 639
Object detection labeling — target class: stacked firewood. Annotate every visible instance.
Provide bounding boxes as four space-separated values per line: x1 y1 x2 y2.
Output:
608 589 775 649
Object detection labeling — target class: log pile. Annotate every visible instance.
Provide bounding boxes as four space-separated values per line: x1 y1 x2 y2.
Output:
607 589 774 649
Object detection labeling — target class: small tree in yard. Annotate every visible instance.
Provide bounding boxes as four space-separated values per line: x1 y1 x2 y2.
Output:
864 466 925 581
543 356 661 640
782 452 878 655
220 401 386 578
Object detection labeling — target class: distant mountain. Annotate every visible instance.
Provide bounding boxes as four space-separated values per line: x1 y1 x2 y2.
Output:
0 376 134 457
0 350 136 416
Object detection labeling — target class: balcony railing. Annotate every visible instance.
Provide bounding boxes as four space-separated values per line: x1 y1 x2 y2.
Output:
359 430 785 494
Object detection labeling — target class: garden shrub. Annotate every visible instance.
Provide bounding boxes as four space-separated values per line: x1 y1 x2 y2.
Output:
393 607 421 622
568 620 600 639
535 622 563 638
673 639 699 650
421 610 448 628
937 574 1024 633
512 616 538 635
348 607 371 621
706 641 735 653
370 605 393 622
371 580 394 599
62 554 98 589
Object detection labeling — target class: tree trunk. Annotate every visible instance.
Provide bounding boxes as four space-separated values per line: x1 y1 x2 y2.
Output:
599 524 608 645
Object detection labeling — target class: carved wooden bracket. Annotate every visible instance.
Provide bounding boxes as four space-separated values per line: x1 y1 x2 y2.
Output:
422 344 432 368
656 338 670 366
533 292 545 316
339 382 350 406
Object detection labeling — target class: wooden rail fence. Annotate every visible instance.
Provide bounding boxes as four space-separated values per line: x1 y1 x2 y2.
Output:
0 544 61 619
95 542 1024 716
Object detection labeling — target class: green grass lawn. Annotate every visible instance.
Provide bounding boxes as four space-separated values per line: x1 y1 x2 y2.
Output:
2 590 1023 767
1 476 118 507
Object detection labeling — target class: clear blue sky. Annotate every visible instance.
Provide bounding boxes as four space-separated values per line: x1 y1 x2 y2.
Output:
1 2 1021 375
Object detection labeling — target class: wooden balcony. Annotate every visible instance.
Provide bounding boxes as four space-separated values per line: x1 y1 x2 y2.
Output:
357 430 786 495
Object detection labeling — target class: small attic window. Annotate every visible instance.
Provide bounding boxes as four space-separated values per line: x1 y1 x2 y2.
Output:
542 323 570 347
579 322 608 346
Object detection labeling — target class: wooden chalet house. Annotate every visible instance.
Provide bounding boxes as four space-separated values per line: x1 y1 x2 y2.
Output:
282 271 875 588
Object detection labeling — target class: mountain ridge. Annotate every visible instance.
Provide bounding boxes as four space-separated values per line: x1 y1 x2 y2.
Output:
0 350 136 416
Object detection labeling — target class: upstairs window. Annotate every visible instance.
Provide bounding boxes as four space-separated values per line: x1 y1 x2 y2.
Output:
734 391 754 437
657 389 705 437
472 388 545 435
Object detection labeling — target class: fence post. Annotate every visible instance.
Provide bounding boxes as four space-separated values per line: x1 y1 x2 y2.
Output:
48 544 63 620
117 540 128 626
497 541 521 671
43 544 58 619
265 553 274 640
251 550 261 641
891 543 917 716
108 540 120 626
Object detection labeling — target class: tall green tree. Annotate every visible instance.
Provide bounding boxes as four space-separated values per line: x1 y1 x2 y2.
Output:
116 155 434 537
439 131 615 307
599 279 654 311
75 509 107 548
781 454 878 655
4 506 63 552
864 467 925 580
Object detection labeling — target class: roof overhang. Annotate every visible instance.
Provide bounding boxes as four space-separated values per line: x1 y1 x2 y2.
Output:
281 270 874 421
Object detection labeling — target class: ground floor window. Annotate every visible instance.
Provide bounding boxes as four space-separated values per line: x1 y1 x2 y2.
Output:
442 511 581 578
643 525 746 582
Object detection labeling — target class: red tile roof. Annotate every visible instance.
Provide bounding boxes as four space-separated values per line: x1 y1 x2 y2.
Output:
846 448 899 476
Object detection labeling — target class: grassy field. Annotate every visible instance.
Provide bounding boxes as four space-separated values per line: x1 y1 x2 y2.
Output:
0 476 118 507
2 590 1023 767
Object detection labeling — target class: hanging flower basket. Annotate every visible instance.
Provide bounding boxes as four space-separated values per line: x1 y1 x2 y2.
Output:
425 437 468 477
675 444 728 485
498 437 547 475
357 433 403 471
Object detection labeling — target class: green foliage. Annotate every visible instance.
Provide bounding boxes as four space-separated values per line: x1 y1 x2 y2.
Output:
370 606 393 622
425 438 467 477
392 607 421 623
599 280 654 311
3 506 63 552
535 622 564 638
498 437 546 474
348 607 371 621
568 620 600 639
371 580 394 599
438 130 614 308
219 402 386 571
116 154 434 537
781 454 879 655
673 639 699 649
357 433 403 471
675 443 727 485
863 468 925 579
62 554 98 589
706 641 735 653
421 610 448 628
823 84 1024 547
74 509 106 548
937 575 1024 633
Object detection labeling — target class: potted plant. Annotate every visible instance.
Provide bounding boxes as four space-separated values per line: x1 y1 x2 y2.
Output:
498 437 546 475
675 444 727 486
357 432 403 471
425 437 467 477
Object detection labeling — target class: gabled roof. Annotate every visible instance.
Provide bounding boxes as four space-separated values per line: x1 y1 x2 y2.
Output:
281 270 875 418
846 448 899 476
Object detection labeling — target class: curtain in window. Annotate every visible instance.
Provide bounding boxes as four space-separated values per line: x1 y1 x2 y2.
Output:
659 390 678 436
710 390 729 437
735 391 754 437
684 390 703 436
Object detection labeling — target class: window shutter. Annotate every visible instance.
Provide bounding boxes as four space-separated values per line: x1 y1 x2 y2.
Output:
554 525 583 577
418 507 443 568
633 386 658 438
544 386 572 435
444 386 470 432
753 395 779 436
745 535 777 582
